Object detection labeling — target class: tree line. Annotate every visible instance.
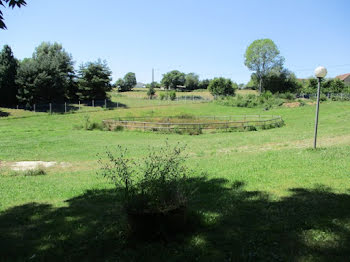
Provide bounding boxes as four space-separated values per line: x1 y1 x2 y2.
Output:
0 43 138 107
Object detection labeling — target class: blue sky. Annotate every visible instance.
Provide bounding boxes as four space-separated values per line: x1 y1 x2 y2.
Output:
1 0 350 84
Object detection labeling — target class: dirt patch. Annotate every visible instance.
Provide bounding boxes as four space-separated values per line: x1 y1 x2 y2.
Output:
283 102 301 108
11 161 57 171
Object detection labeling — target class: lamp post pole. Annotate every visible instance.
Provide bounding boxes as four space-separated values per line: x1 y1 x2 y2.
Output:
313 66 327 149
313 77 321 149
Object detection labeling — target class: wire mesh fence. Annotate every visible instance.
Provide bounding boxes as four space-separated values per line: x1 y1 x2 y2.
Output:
103 115 284 133
9 96 212 115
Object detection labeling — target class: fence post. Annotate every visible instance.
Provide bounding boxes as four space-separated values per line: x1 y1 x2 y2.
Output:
92 100 94 107
117 102 119 109
49 103 52 114
65 102 67 113
16 105 18 110
104 99 107 109
33 104 36 113
78 101 81 110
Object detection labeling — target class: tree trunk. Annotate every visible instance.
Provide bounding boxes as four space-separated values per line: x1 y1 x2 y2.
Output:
259 77 262 94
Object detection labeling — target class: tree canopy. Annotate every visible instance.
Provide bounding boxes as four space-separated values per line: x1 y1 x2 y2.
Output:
16 42 75 104
185 73 199 90
0 0 26 29
208 77 237 96
116 72 137 92
244 39 284 93
161 70 186 90
77 60 112 100
0 45 18 106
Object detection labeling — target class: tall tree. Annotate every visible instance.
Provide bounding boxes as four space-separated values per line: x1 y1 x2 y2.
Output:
185 73 199 90
0 45 18 106
16 42 75 104
16 58 37 106
77 60 112 100
244 39 284 93
161 70 186 90
0 0 26 29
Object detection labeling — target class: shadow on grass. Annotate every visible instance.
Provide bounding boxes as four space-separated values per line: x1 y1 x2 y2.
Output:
0 110 10 117
1 177 350 261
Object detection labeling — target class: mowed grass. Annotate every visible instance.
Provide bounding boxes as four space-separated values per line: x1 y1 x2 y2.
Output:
0 97 350 261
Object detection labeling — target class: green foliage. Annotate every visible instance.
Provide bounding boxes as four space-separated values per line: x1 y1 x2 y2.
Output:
116 72 137 92
146 84 156 99
98 142 189 213
16 42 75 104
217 93 284 110
198 79 210 90
208 77 237 96
185 73 199 90
302 78 348 95
244 39 284 92
159 92 167 100
169 90 176 100
0 45 18 106
146 82 158 99
77 115 104 131
0 0 26 29
161 70 186 90
77 60 112 101
263 69 302 94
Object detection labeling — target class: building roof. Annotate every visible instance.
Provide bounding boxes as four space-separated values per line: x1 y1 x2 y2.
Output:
335 73 350 81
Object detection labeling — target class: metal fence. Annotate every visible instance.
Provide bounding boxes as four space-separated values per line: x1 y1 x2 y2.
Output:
103 115 284 132
297 93 350 100
10 97 212 114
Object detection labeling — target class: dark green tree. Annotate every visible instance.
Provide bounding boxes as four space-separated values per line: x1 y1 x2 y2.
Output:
77 60 112 100
0 0 26 29
161 70 186 90
244 39 284 93
16 58 37 106
16 42 75 104
253 69 302 94
208 77 237 96
185 73 199 90
0 45 18 106
198 79 210 90
116 72 137 92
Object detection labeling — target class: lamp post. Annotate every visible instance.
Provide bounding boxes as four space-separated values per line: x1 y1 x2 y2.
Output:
313 66 327 149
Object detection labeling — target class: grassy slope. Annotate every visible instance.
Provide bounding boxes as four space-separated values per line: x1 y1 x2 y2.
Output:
0 98 350 261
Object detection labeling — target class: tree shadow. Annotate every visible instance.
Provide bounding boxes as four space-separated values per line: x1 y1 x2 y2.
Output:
1 177 350 261
0 110 10 117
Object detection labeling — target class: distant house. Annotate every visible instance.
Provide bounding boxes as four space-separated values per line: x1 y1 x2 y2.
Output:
336 73 350 84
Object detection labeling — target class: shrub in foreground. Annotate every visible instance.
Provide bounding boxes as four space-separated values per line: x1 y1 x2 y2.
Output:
98 142 191 236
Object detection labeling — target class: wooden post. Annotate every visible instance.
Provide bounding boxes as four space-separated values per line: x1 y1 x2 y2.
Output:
92 100 94 107
64 102 67 113
117 102 119 108
49 103 52 114
104 99 107 108
33 104 36 112
16 105 18 110
78 101 81 110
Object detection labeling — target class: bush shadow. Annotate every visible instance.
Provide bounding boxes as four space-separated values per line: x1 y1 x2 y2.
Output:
1 176 350 261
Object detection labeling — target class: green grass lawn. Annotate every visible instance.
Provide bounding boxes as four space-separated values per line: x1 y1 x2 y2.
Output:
0 98 350 261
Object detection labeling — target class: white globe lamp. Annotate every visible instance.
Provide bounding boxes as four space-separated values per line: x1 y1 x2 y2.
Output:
314 66 327 78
